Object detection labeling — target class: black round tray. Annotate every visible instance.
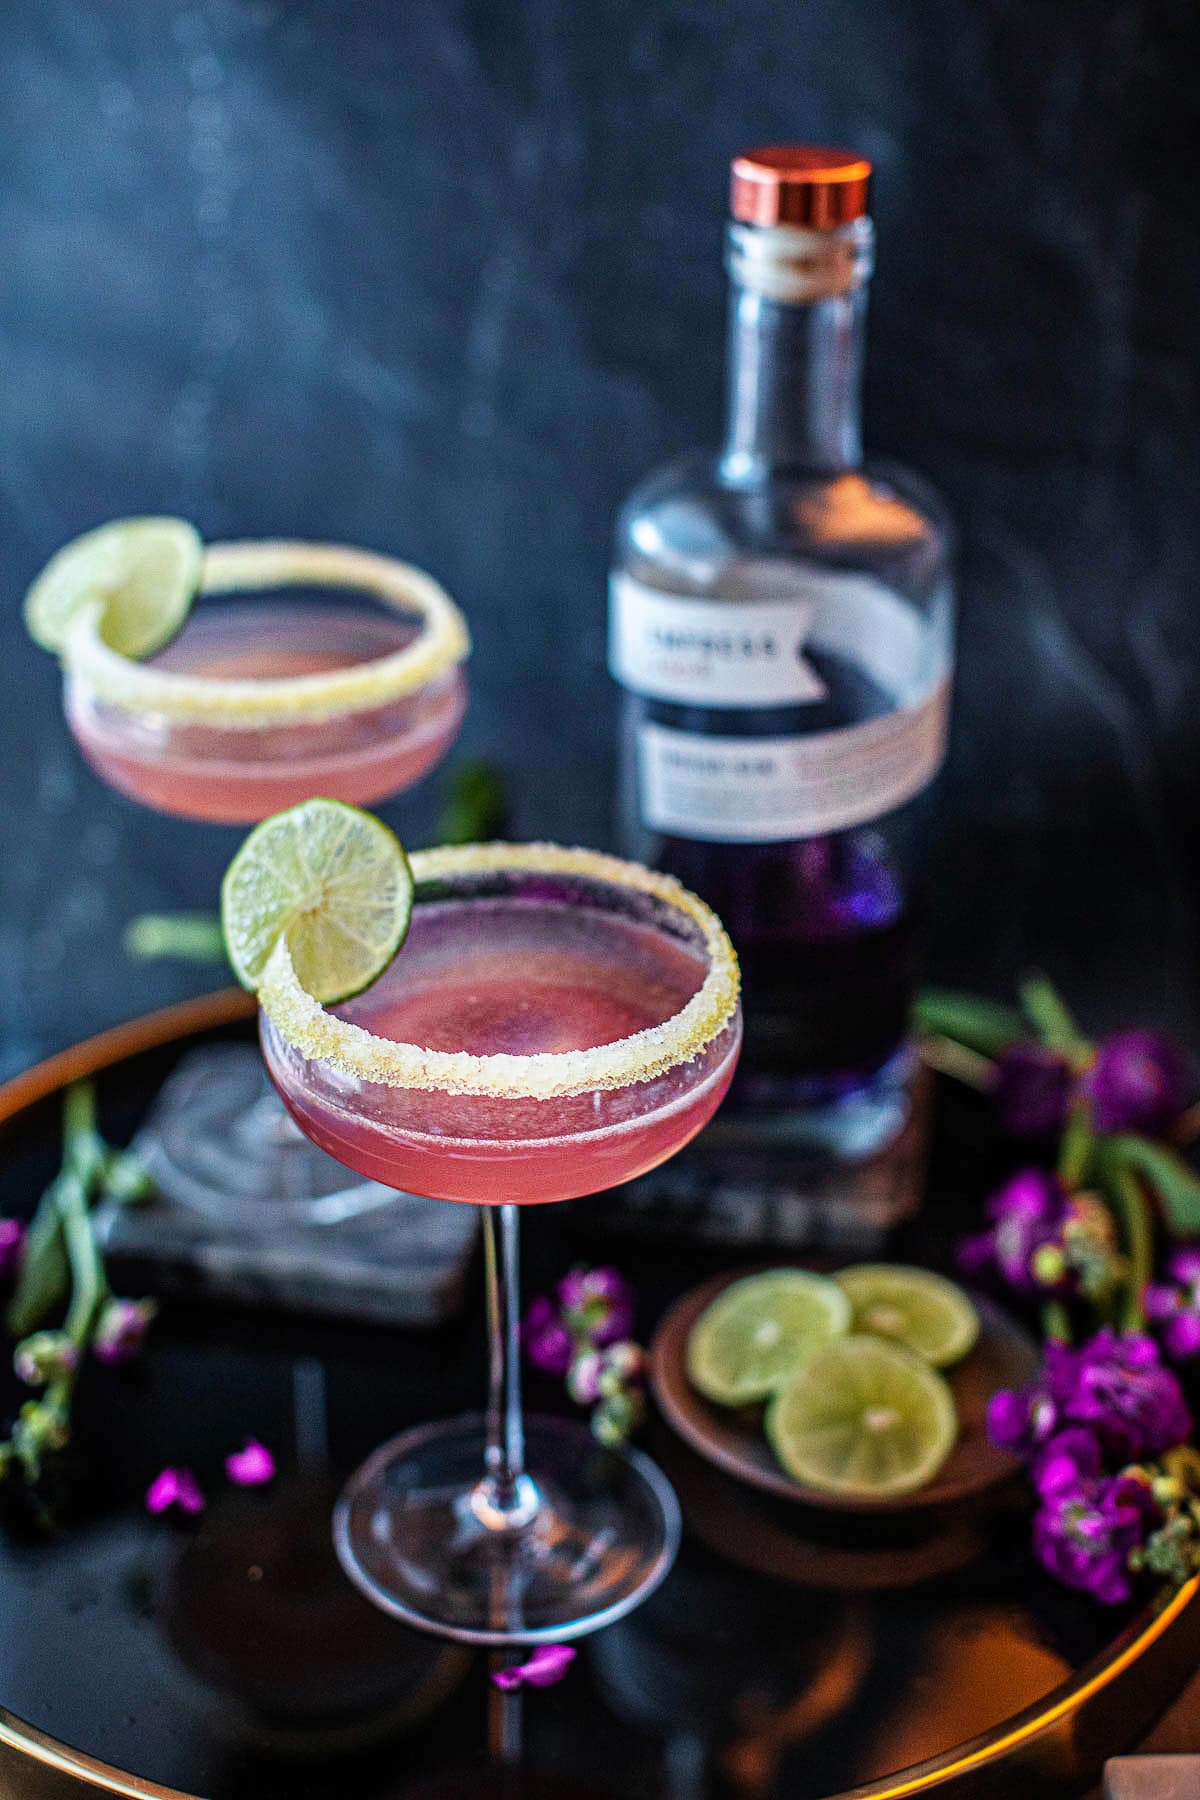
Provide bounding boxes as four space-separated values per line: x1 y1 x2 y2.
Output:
2 993 1199 1800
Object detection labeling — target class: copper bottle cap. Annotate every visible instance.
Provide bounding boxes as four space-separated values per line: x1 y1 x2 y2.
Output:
730 146 872 229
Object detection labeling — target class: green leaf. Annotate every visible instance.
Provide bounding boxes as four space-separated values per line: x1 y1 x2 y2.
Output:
912 989 1026 1057
6 1177 70 1338
1019 974 1091 1064
435 759 510 846
124 912 227 964
1107 1135 1200 1237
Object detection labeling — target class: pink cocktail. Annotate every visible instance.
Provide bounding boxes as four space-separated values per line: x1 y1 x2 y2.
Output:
259 843 742 1644
48 538 470 1224
61 542 469 825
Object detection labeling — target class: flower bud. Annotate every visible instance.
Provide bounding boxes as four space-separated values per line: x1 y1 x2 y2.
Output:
14 1330 79 1387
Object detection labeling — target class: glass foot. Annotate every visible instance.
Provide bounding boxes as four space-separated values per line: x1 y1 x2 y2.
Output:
133 1045 399 1225
333 1414 681 1646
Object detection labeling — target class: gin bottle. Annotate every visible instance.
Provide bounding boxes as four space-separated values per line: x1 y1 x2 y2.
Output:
610 147 954 1194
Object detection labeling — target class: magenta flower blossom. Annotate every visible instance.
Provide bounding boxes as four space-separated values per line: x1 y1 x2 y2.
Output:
1031 1426 1103 1498
1050 1331 1191 1462
1083 1030 1193 1137
491 1644 576 1691
225 1439 276 1486
988 1384 1061 1459
992 1044 1073 1138
0 1217 26 1279
990 1330 1191 1466
557 1267 635 1348
146 1467 206 1516
522 1295 574 1375
959 1169 1072 1295
1032 1467 1160 1604
1146 1248 1200 1361
92 1298 157 1366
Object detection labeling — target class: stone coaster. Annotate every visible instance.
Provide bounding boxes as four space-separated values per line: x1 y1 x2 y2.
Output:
1105 1760 1200 1800
95 1046 477 1324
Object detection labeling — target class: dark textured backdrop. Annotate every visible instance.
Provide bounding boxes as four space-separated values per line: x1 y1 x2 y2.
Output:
1 0 1198 1076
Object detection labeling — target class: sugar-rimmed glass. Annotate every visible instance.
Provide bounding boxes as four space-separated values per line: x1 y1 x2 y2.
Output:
56 540 470 1223
259 843 742 1642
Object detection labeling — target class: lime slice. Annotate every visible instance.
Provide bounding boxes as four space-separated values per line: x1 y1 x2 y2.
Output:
24 517 202 657
221 799 413 1004
686 1270 851 1406
767 1335 958 1499
834 1265 980 1369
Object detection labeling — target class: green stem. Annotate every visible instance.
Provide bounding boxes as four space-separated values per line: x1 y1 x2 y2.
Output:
123 912 226 964
1057 1099 1095 1190
1042 1301 1072 1343
1108 1163 1154 1334
917 1035 995 1091
56 1171 109 1348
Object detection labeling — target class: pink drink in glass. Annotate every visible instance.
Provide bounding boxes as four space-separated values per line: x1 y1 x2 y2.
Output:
259 845 740 1645
66 601 466 824
265 895 740 1205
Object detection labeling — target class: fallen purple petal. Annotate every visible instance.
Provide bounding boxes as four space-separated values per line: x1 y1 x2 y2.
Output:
491 1644 576 1690
225 1439 276 1486
146 1467 206 1516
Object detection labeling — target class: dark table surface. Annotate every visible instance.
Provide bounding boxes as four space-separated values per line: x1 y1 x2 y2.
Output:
1 1013 1198 1800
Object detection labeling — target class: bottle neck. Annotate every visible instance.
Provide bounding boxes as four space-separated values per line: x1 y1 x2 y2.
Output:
720 217 873 482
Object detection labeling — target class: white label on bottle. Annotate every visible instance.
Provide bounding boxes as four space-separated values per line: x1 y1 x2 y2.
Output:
636 676 951 842
609 574 828 706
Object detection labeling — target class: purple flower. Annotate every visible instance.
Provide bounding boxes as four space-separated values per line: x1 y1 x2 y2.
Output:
959 1169 1072 1296
992 1044 1073 1138
146 1467 206 1516
557 1267 635 1348
1033 1467 1159 1604
491 1644 576 1691
522 1296 574 1376
1146 1248 1200 1362
988 1384 1061 1458
1083 1030 1193 1137
0 1217 26 1279
225 1439 275 1486
92 1298 157 1366
1049 1330 1191 1462
1032 1427 1103 1498
990 1330 1191 1467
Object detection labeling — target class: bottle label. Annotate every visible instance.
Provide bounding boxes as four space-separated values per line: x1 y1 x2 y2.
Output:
635 676 951 842
609 574 828 707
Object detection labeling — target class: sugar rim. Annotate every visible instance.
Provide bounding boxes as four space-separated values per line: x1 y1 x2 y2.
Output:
61 540 470 727
259 842 741 1099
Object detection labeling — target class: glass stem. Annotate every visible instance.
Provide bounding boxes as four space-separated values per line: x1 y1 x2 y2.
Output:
473 1204 539 1531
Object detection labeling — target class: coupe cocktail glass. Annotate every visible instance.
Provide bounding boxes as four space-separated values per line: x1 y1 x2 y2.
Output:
62 541 468 824
56 539 470 1221
258 843 742 1642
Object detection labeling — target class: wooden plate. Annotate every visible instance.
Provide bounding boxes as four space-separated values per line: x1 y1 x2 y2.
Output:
649 1268 1039 1514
